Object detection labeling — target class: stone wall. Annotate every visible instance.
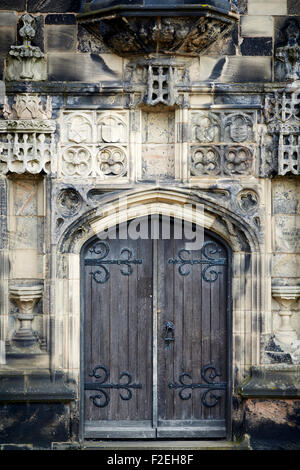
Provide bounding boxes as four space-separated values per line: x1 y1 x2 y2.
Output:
0 0 299 450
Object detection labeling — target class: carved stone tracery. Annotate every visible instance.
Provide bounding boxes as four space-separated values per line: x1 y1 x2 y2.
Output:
60 111 128 178
262 84 300 176
0 94 56 175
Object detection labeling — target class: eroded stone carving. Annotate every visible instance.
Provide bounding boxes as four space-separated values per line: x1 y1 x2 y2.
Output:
192 113 220 143
60 111 129 179
78 5 237 56
191 147 221 176
0 94 56 175
98 115 126 143
225 114 254 143
190 145 253 177
272 287 300 357
224 146 253 175
276 20 300 82
57 188 83 218
9 286 43 349
3 95 52 121
191 111 255 144
146 65 177 107
125 60 190 109
237 190 259 214
67 115 93 144
5 14 47 82
263 84 300 176
62 146 92 177
98 146 127 177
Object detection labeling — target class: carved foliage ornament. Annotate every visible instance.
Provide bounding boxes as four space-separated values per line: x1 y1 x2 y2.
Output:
3 94 52 121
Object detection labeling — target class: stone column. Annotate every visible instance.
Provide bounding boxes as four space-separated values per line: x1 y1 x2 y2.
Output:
10 286 43 348
272 286 300 345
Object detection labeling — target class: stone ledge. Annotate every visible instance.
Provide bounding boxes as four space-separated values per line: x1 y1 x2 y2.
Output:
0 370 77 403
239 365 300 398
52 438 251 450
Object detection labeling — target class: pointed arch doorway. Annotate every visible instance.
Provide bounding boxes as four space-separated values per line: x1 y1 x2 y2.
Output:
81 216 231 439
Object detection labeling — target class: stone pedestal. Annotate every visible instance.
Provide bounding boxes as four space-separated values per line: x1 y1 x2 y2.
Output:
9 286 43 348
272 286 300 345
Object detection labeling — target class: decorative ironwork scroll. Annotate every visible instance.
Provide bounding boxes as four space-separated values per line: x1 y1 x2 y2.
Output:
168 241 227 282
168 364 227 408
85 365 142 408
85 241 143 284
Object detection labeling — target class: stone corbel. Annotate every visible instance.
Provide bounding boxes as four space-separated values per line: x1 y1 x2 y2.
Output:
9 286 43 349
272 286 300 345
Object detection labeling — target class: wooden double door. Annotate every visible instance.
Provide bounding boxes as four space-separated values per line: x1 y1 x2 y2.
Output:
82 217 231 439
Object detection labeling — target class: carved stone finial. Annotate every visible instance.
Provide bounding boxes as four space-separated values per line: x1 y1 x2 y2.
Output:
276 20 300 82
5 14 47 81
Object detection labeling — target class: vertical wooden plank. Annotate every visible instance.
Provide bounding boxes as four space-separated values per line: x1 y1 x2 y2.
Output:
201 234 211 421
191 247 202 420
152 238 158 428
182 236 193 421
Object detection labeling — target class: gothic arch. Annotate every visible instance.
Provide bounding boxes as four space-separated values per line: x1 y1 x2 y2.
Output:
52 187 268 405
58 187 261 255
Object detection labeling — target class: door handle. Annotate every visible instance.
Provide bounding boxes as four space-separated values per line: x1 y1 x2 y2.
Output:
164 321 175 350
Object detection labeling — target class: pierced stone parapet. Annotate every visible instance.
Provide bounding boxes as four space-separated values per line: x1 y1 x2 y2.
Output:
5 14 47 82
0 94 56 175
9 286 43 348
261 82 300 177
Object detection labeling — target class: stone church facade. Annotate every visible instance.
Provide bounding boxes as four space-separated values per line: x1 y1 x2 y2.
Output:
0 0 299 450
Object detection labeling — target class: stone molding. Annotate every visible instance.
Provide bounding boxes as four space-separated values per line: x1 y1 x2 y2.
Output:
239 364 300 398
0 370 76 403
51 186 264 387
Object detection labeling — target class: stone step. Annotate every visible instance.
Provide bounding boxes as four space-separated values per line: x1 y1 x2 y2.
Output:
80 439 250 450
